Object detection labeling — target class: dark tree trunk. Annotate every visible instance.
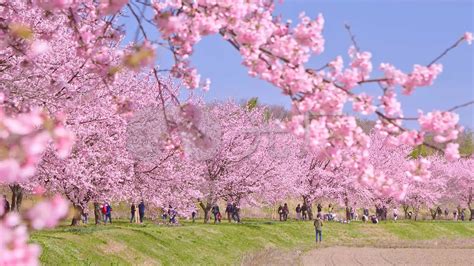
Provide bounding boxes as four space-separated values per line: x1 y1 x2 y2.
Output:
430 209 437 220
468 188 473 221
94 202 101 225
71 204 83 226
414 206 420 221
199 202 211 223
307 206 313 220
302 196 313 220
9 184 24 212
344 198 350 221
403 205 410 219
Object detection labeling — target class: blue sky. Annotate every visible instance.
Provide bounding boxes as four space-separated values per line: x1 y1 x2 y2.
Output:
123 0 473 127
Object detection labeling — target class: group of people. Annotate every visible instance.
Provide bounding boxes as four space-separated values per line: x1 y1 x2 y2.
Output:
160 205 178 224
295 203 312 220
100 203 113 224
447 207 468 221
278 203 290 221
278 203 331 222
211 202 241 223
130 201 146 223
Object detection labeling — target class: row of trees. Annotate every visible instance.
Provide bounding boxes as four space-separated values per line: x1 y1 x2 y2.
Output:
6 99 474 224
0 0 472 264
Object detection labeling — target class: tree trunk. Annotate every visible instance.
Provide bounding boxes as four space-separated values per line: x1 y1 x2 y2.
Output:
307 205 313 220
199 202 211 223
303 196 313 220
344 198 350 221
468 188 473 221
430 208 437 220
9 184 24 212
93 202 101 225
403 205 409 219
414 206 420 221
71 204 83 226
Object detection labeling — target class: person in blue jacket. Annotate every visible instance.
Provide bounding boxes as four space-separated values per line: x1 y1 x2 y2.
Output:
105 203 112 224
138 201 145 223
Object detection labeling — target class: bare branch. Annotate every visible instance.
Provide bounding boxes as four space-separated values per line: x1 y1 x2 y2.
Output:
448 100 474 112
427 37 465 67
344 23 360 52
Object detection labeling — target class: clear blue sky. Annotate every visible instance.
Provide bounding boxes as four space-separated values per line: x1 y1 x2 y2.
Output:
123 0 473 127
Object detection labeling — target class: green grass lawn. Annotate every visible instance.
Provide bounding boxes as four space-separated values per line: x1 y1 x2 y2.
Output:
31 219 474 265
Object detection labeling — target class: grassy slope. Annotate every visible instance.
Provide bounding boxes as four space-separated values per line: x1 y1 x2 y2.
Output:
32 220 474 265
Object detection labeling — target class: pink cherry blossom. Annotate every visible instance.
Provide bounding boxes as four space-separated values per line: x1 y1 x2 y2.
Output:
29 39 51 58
33 0 75 10
403 64 443 95
406 158 431 181
464 32 473 45
98 0 128 15
27 195 69 230
418 111 461 143
353 93 376 115
445 142 460 162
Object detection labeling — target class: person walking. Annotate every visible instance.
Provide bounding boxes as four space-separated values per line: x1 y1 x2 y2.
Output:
436 206 442 219
212 204 220 224
105 203 112 224
192 210 196 223
130 203 136 223
278 204 284 221
295 204 302 220
283 203 289 221
317 203 322 214
225 202 233 223
138 201 145 223
81 209 89 224
301 203 308 220
232 203 240 223
444 208 449 220
460 209 465 221
350 207 356 221
101 203 108 224
314 214 323 243
169 208 177 224
393 207 398 221
363 207 369 216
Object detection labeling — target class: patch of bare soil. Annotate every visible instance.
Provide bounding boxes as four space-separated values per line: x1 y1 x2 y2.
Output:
301 247 473 266
242 239 474 266
100 239 127 254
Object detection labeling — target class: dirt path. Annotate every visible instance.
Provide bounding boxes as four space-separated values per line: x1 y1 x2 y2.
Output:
243 244 474 266
301 247 473 265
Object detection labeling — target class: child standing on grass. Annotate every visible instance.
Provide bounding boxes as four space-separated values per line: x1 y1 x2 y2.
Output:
314 214 323 243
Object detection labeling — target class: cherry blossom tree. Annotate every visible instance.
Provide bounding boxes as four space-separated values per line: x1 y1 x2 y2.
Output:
442 157 474 220
174 101 279 222
1 0 473 263
398 156 448 220
3 0 470 189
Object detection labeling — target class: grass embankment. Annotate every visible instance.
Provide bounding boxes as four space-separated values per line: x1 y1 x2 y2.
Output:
32 220 474 265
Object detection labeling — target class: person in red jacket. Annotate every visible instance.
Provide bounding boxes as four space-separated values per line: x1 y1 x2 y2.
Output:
101 203 108 224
